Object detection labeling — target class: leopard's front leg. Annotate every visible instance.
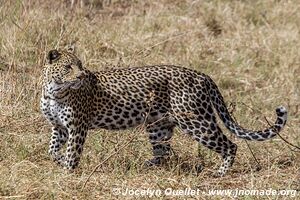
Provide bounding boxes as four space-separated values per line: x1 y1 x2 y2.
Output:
49 126 69 166
64 124 88 170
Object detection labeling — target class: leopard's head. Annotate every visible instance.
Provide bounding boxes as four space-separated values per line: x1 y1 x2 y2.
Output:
43 48 84 85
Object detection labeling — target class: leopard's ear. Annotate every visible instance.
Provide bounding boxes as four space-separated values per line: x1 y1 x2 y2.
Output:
64 44 76 54
48 49 60 64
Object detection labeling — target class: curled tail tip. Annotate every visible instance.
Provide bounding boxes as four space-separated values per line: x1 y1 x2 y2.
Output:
275 105 287 130
275 105 287 117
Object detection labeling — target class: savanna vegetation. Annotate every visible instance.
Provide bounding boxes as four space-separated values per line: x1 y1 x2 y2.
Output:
0 0 299 199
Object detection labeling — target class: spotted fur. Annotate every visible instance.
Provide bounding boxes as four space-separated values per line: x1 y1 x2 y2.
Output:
41 49 287 176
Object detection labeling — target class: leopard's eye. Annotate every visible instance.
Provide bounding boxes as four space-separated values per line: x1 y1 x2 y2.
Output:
65 65 72 70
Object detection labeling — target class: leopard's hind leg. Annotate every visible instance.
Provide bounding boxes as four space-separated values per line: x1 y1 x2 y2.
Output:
173 103 237 176
145 118 175 166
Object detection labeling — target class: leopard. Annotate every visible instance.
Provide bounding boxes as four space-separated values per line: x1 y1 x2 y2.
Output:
40 48 287 176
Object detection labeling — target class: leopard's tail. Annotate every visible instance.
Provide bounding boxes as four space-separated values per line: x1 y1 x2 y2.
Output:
205 75 287 141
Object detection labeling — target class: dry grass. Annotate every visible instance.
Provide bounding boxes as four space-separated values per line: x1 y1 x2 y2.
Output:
0 0 299 199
